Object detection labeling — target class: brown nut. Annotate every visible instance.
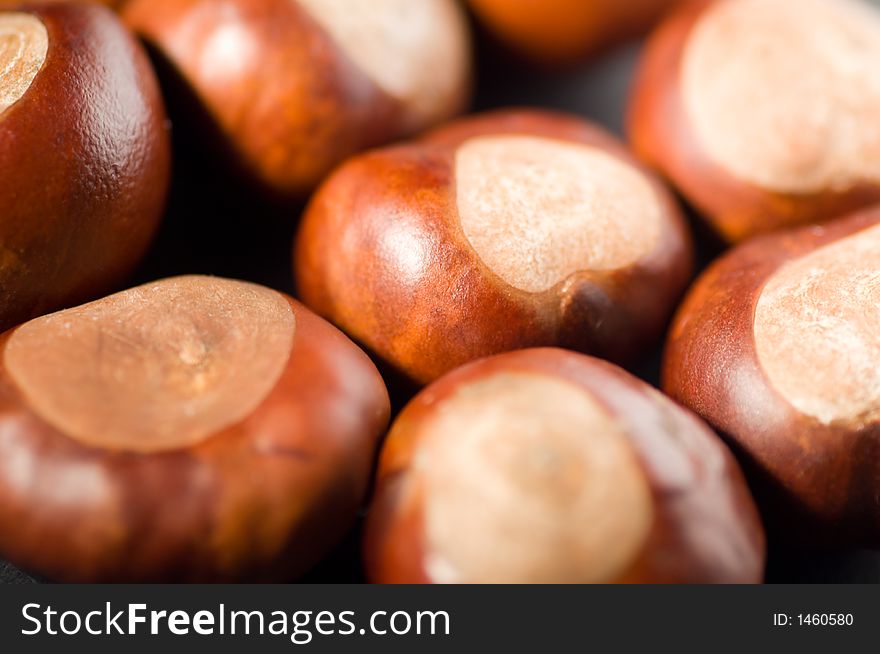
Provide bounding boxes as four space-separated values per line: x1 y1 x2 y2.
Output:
0 3 170 331
467 0 681 67
364 348 765 584
0 275 390 582
663 206 880 545
628 0 880 243
0 1 121 8
122 0 472 201
294 109 693 386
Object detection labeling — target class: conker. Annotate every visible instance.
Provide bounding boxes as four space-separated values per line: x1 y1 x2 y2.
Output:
364 348 765 583
0 1 121 8
467 0 681 67
295 109 693 386
0 275 390 582
0 3 170 330
122 0 472 200
628 0 880 243
663 206 880 545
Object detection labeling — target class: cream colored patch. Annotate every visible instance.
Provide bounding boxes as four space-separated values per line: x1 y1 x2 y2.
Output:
755 224 880 426
417 373 653 583
0 13 48 115
682 0 880 193
455 135 663 293
296 0 469 129
5 276 296 453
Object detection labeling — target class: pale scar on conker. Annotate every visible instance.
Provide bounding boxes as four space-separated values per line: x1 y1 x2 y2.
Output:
754 223 880 427
294 109 692 384
366 348 766 583
0 13 48 115
4 276 295 452
416 372 654 584
682 0 880 194
456 135 663 293
297 0 469 130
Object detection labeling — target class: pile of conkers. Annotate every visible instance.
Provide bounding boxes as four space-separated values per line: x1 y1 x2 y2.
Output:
0 0 878 583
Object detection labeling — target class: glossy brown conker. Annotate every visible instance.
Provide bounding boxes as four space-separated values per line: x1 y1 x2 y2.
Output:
0 3 170 330
664 206 880 545
364 348 765 583
0 275 390 582
295 109 693 386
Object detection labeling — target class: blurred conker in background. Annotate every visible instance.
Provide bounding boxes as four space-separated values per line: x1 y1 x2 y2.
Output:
467 0 682 66
629 0 880 242
123 0 473 201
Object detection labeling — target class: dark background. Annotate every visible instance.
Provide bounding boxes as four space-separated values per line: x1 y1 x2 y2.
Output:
2 8 879 584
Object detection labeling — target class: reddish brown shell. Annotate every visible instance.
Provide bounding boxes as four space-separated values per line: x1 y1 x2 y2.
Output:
0 280 390 582
122 0 472 201
627 0 880 243
0 3 170 330
0 1 121 7
364 348 765 583
466 0 682 67
294 109 693 386
663 206 880 545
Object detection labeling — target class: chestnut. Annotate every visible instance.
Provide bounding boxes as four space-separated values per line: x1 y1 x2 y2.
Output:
295 109 693 386
467 0 681 67
122 0 472 200
0 1 121 8
663 206 880 545
629 0 880 243
364 348 765 583
0 3 170 330
0 275 390 582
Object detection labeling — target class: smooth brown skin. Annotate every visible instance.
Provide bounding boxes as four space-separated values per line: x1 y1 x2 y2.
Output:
628 0 880 243
0 4 170 331
365 348 765 584
122 0 472 201
663 207 880 545
0 1 121 8
468 0 681 67
295 109 693 387
0 277 391 582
